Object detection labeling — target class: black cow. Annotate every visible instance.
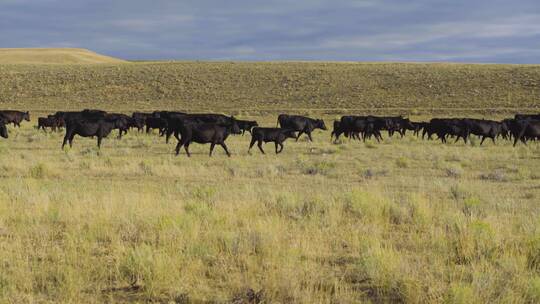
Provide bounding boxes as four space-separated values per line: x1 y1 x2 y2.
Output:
423 118 469 143
464 119 504 145
513 119 540 146
146 117 169 135
62 118 123 149
37 117 61 132
277 114 327 141
174 120 241 157
104 113 131 138
236 119 259 135
164 113 240 143
331 120 344 142
248 127 297 154
0 118 8 139
0 110 30 127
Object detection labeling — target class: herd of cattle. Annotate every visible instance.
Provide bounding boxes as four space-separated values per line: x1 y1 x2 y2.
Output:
0 109 540 156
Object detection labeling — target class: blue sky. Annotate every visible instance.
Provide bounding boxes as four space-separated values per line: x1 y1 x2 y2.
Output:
1 0 539 63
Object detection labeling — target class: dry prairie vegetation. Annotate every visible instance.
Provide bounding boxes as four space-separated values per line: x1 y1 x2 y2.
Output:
0 61 539 115
0 59 540 302
0 115 540 303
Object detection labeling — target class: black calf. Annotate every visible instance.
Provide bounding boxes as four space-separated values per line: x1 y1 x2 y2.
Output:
248 127 296 154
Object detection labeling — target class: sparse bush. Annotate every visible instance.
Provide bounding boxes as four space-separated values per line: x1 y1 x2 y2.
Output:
28 163 48 179
302 160 336 175
139 161 153 175
479 170 507 182
445 165 463 178
395 157 409 168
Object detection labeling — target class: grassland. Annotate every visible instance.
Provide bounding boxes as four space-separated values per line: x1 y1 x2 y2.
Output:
0 61 539 115
1 59 540 303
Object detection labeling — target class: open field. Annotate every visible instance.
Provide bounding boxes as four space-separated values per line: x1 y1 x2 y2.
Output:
1 58 540 303
1 115 540 303
0 59 539 115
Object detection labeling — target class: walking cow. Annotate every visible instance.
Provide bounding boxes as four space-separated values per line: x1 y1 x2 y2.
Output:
0 110 30 127
248 127 296 154
277 114 327 141
62 118 124 149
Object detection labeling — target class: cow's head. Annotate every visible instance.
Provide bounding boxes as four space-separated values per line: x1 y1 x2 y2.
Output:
230 119 242 135
402 118 415 130
23 111 30 122
0 120 8 139
316 119 327 130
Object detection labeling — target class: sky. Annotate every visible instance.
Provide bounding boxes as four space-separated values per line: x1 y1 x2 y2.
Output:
1 0 539 63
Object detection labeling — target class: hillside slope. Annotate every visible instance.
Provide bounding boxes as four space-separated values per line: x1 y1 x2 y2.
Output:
0 48 126 64
0 61 538 115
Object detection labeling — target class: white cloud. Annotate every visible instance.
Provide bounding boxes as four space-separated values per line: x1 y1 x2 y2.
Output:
321 14 540 51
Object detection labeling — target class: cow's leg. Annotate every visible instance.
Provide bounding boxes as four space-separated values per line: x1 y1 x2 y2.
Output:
97 136 103 149
69 133 76 148
173 130 181 142
277 142 284 154
480 136 486 146
257 140 265 154
62 132 70 149
175 138 184 155
166 129 174 144
275 142 279 154
307 131 313 142
184 142 191 157
248 137 257 154
296 130 303 142
221 143 231 157
209 143 216 157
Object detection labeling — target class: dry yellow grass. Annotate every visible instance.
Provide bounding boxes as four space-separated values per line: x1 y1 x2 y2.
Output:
0 48 126 64
0 115 540 303
0 57 539 302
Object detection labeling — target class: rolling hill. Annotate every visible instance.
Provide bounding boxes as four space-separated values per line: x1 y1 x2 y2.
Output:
0 48 127 64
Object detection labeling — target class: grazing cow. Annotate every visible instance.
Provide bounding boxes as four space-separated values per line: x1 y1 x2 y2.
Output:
174 120 241 157
0 118 8 139
62 118 123 149
0 110 30 127
236 119 259 135
37 117 60 132
248 127 297 154
277 114 327 141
